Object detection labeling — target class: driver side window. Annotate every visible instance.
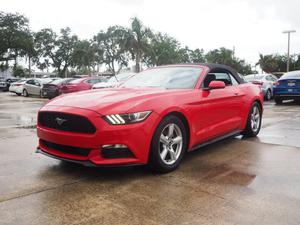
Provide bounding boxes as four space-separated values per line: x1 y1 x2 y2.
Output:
202 70 239 88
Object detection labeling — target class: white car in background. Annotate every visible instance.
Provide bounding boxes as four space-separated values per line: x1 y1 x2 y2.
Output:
9 79 28 96
92 72 136 89
23 78 53 97
245 74 278 100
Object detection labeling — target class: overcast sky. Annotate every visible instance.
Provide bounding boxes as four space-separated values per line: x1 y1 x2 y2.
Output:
2 0 300 66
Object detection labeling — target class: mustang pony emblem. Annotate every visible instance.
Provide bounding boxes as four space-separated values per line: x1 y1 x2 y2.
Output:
55 117 67 125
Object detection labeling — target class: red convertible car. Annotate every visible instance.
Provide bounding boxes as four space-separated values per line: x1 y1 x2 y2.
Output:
37 64 263 173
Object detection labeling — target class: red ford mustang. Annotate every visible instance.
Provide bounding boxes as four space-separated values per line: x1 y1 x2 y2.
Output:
37 64 263 173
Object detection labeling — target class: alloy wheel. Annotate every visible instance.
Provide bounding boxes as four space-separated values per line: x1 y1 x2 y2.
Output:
251 105 261 133
159 123 183 165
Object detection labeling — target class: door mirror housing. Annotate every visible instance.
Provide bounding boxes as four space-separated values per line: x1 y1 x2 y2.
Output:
204 81 226 90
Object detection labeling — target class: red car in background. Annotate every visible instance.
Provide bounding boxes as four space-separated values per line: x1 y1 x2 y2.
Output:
60 77 105 94
37 64 263 173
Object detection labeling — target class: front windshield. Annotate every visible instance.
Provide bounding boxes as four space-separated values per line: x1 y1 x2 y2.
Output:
108 73 133 83
121 67 203 89
245 75 264 81
282 71 300 78
69 78 84 84
50 79 66 85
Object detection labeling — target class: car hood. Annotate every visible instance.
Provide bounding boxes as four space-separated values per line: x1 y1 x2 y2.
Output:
93 82 117 88
46 88 189 114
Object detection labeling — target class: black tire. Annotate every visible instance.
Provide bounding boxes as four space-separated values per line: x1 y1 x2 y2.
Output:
242 102 262 137
16 93 21 96
274 96 283 105
265 89 272 101
149 115 187 173
23 89 28 97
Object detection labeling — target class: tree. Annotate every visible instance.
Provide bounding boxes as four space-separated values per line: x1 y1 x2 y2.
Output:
94 26 130 75
72 40 97 75
126 17 152 72
35 27 78 76
206 47 234 65
189 48 206 63
34 28 57 72
0 12 34 69
256 54 278 73
144 32 182 66
206 47 254 74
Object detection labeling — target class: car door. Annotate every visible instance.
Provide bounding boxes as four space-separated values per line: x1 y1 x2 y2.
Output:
194 70 244 142
25 79 35 94
33 80 42 95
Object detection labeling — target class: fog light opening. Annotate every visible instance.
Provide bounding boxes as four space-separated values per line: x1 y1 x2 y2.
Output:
102 144 128 149
101 144 135 159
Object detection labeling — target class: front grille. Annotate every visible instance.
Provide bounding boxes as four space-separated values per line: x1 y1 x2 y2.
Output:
39 112 96 134
41 140 91 157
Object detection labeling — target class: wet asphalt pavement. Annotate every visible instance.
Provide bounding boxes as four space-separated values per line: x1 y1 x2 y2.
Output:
0 92 300 225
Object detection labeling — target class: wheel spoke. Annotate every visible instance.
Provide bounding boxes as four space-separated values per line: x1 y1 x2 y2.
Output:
169 149 176 161
172 136 182 144
160 134 168 145
168 124 175 138
160 147 168 160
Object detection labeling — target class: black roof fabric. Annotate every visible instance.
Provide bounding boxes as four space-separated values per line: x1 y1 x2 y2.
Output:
166 63 246 84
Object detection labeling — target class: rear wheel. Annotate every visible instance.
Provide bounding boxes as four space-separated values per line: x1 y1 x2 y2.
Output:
274 97 283 105
265 89 272 101
149 115 187 173
23 89 28 97
242 102 262 137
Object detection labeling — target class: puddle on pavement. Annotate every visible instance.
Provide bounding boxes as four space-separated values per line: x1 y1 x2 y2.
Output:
0 114 36 129
203 164 256 186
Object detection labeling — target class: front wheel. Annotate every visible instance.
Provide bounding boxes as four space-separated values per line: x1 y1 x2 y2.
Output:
242 102 262 137
149 115 187 173
23 89 28 97
265 89 272 101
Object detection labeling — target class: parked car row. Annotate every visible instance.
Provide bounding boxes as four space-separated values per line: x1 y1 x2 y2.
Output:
0 78 20 91
7 73 135 99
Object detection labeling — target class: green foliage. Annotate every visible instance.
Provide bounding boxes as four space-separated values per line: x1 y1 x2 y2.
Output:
13 65 26 77
256 54 279 73
144 32 181 66
94 26 130 75
126 17 152 72
206 47 254 74
72 40 97 75
34 27 78 76
0 11 34 66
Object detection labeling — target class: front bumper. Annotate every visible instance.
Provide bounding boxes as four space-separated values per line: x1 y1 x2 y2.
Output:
37 106 159 166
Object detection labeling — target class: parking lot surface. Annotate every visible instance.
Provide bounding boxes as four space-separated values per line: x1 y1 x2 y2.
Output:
0 92 300 225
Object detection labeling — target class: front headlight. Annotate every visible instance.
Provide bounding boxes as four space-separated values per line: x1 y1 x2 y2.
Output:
103 111 152 125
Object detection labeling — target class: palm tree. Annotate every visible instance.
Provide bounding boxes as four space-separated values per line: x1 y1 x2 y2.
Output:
126 17 152 72
256 54 278 73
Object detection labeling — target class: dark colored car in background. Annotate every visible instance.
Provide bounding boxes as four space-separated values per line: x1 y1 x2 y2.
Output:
41 78 75 99
273 70 300 104
60 77 105 94
0 78 20 91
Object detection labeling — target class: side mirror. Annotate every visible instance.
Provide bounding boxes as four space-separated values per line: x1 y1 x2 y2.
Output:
206 81 226 90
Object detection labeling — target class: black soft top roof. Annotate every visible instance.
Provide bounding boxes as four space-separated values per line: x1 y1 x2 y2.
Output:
164 63 246 84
